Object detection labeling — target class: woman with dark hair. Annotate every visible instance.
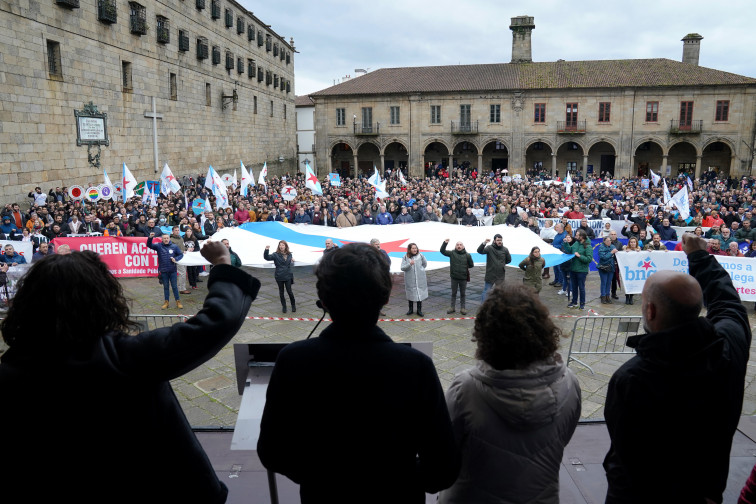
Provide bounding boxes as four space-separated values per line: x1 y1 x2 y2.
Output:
183 226 201 289
438 285 580 504
0 244 260 503
621 222 641 241
401 242 428 317
598 236 617 304
519 246 545 294
746 240 756 258
557 233 574 297
568 229 592 310
622 237 643 304
264 240 296 313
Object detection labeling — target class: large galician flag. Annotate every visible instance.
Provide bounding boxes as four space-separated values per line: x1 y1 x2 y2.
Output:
178 221 571 272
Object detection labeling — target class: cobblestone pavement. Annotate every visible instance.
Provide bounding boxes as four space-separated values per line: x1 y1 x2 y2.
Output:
3 263 756 427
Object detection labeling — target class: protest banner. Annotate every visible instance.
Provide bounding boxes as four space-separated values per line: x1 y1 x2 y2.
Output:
51 236 160 277
615 250 756 300
0 240 33 262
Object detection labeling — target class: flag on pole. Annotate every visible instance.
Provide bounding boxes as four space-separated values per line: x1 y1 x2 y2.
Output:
206 166 230 209
240 160 254 197
670 186 691 220
687 176 694 193
663 179 672 206
232 169 238 191
375 179 389 199
160 163 181 195
141 183 150 205
367 167 382 188
564 172 573 194
650 169 661 187
398 170 407 186
203 196 213 213
122 163 137 202
305 162 323 195
150 185 158 207
104 169 114 188
258 162 268 187
184 191 189 211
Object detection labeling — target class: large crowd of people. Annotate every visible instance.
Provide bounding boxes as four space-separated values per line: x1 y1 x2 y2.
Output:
5 169 756 316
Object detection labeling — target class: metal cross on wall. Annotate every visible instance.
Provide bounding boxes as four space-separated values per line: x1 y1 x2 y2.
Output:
144 97 163 174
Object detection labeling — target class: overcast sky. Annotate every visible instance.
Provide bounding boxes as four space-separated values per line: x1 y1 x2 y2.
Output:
237 0 756 96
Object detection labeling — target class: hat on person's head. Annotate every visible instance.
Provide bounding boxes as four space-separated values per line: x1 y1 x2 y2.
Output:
115 214 122 218
159 217 166 224
3 216 10 221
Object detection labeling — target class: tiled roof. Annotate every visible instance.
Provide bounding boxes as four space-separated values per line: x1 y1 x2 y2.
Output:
310 59 756 97
294 95 314 107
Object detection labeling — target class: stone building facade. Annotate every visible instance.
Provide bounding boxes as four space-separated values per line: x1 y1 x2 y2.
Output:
0 0 296 202
311 17 756 180
295 94 316 173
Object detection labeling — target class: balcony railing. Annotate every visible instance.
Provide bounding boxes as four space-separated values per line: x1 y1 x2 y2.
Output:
197 41 208 60
98 0 117 23
354 123 380 136
669 119 702 134
179 32 190 51
451 121 478 134
130 16 147 35
56 0 80 8
196 0 205 10
157 27 170 44
557 120 586 133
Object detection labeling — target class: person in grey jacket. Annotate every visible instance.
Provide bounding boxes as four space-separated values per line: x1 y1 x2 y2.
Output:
440 239 474 315
477 233 511 300
400 243 428 317
438 285 581 504
264 240 296 313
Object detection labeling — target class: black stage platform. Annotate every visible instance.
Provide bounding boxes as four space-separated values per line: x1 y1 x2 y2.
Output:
198 416 756 504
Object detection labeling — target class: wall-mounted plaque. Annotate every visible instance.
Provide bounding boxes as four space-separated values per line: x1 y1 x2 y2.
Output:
75 102 109 146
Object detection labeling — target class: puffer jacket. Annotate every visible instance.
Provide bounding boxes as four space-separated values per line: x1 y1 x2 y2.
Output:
263 249 294 282
439 357 581 504
440 241 473 280
568 240 593 274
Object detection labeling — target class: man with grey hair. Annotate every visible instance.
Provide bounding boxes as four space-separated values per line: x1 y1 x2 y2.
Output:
603 233 750 503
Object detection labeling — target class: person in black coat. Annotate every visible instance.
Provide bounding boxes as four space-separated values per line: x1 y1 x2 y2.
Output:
257 243 460 503
603 233 751 503
263 240 296 313
0 242 260 504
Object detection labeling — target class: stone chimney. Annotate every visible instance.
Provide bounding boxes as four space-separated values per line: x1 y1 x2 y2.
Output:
510 16 535 63
681 33 703 65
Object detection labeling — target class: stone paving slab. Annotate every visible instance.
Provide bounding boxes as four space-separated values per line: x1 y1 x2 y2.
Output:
3 263 756 428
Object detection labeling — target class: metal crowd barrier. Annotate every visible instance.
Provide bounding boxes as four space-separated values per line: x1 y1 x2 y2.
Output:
130 314 191 332
566 315 643 373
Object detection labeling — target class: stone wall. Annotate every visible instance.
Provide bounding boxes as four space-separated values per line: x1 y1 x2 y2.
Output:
0 0 296 204
314 85 756 178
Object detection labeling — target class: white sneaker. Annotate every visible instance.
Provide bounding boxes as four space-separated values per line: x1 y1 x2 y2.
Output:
199 271 209 277
557 289 565 295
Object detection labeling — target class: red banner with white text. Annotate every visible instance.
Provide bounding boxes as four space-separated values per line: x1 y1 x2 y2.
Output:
51 236 159 277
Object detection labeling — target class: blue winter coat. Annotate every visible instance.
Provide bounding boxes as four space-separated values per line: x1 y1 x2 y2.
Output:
146 239 183 273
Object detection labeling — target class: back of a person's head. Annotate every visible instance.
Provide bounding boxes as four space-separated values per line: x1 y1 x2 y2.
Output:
473 285 562 370
1 251 135 351
315 243 391 328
